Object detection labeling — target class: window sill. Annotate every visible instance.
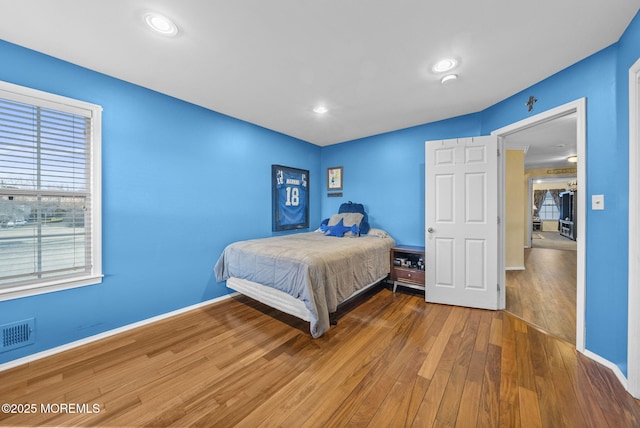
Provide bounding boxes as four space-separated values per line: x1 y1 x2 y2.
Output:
0 275 103 302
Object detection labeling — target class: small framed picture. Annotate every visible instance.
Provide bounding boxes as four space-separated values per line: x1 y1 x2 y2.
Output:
327 166 343 191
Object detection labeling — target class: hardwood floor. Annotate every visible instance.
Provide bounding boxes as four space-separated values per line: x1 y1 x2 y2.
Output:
506 248 576 343
1 286 638 427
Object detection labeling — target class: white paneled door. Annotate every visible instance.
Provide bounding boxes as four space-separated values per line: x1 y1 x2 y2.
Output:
425 136 499 310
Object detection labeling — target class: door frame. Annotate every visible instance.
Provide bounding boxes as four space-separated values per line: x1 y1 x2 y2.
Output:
491 98 586 352
627 58 640 398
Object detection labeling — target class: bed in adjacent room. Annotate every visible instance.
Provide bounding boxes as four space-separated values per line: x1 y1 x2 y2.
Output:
214 202 395 338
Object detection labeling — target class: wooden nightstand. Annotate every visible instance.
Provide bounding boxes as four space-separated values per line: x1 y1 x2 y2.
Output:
390 245 425 293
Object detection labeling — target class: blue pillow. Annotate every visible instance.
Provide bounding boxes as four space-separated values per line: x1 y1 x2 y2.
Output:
322 218 360 237
338 201 370 234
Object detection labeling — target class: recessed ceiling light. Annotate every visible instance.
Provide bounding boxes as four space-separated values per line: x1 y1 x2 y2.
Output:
567 155 578 163
440 74 458 84
313 106 328 114
432 58 458 73
144 12 178 37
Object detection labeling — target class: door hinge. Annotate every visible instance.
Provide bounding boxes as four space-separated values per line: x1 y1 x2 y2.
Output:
497 216 501 224
497 148 501 157
497 283 501 291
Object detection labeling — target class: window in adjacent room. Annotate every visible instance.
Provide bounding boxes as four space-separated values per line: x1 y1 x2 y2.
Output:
0 81 102 301
538 190 560 221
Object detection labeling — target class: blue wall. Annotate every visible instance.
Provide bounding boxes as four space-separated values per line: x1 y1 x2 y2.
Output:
322 12 640 375
1 9 640 375
482 45 627 371
320 114 482 246
0 40 321 363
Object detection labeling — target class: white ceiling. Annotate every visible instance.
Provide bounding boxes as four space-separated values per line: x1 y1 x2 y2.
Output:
0 1 637 146
505 113 577 169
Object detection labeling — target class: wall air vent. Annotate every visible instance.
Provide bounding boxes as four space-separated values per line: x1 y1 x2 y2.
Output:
1 318 35 352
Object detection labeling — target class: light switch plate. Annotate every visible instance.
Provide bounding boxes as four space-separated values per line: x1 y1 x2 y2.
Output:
592 194 605 210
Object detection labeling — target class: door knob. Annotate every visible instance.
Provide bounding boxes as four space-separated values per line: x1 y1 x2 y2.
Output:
427 227 434 233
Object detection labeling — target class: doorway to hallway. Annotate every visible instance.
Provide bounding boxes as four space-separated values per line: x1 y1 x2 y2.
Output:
493 98 585 349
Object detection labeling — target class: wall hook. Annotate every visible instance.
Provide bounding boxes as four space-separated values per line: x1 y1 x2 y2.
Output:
525 95 537 112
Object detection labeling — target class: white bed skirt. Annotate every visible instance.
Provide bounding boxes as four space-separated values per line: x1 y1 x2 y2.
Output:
226 274 387 325
227 277 313 322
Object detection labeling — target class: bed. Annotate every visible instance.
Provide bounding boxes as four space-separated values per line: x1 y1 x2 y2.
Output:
214 203 395 338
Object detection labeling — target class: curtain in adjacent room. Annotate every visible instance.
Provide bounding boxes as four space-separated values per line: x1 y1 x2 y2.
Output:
533 190 546 215
549 189 564 211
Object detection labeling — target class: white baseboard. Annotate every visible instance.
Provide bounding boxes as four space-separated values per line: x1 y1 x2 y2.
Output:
0 293 238 373
582 349 629 391
505 266 526 271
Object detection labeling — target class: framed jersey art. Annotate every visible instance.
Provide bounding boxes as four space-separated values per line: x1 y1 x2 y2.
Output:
272 164 309 231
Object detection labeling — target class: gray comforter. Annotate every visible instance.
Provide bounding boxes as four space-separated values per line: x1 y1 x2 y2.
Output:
214 231 395 337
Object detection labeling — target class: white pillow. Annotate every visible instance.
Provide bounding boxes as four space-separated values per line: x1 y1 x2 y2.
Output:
326 213 364 237
366 228 391 238
327 212 364 227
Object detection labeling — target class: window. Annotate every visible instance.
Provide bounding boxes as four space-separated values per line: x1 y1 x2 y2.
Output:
0 81 102 301
538 190 560 221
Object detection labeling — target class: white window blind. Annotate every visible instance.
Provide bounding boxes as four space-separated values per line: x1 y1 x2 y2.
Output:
539 190 560 221
0 81 102 299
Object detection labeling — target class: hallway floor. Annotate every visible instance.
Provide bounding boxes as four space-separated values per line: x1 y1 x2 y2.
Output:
506 247 576 343
531 231 577 251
